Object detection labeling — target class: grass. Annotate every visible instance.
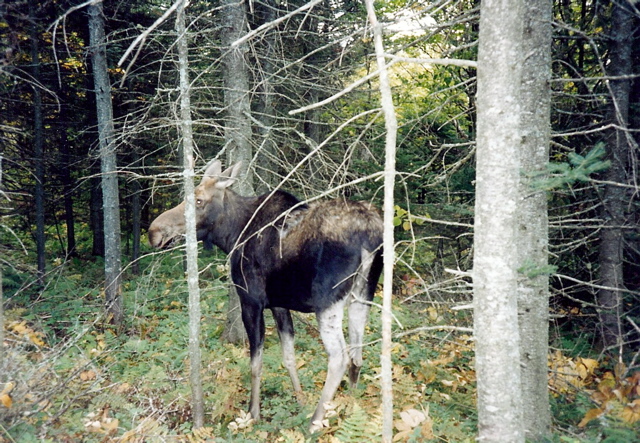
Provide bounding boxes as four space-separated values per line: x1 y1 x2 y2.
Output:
1 248 639 442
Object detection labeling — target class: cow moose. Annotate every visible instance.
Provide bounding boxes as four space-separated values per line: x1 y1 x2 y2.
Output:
148 160 383 430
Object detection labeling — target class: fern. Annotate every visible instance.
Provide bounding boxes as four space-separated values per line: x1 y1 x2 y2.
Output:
393 368 420 410
335 402 381 442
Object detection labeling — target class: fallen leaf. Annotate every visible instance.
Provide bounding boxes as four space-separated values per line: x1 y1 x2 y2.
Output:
621 399 640 424
80 370 97 381
578 407 603 428
0 393 12 408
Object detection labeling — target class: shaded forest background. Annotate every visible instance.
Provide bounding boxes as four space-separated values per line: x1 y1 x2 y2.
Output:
1 0 639 441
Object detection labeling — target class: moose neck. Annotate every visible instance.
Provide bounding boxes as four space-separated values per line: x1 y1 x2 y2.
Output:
211 191 261 255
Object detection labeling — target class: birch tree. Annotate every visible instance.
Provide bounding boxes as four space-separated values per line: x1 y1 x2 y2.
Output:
88 0 123 325
517 0 552 438
473 0 524 440
362 1 397 441
175 0 204 427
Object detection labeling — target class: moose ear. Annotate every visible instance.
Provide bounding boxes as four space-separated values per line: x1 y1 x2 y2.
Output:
216 162 243 189
202 160 222 181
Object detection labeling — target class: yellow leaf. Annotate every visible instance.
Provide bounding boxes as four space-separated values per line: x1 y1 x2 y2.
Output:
29 332 46 347
578 407 603 428
80 370 97 381
577 358 598 380
0 382 15 395
0 393 12 408
621 399 640 424
102 418 119 432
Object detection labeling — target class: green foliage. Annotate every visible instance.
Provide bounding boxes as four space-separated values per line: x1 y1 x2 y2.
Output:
518 259 558 278
334 403 381 442
536 144 610 190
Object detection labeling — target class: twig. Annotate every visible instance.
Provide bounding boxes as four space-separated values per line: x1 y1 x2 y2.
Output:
384 54 477 68
289 64 395 115
395 325 474 339
117 0 183 83
230 0 324 49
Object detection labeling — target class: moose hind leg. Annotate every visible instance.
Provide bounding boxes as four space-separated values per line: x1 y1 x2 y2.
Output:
347 298 370 387
311 299 348 428
271 307 304 404
347 248 375 387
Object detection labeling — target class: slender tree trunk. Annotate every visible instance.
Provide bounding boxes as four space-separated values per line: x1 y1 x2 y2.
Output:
597 0 633 356
30 1 45 284
517 0 552 439
363 1 397 441
220 0 252 344
130 172 141 274
90 170 105 257
473 0 525 440
253 0 276 193
59 102 76 257
89 1 123 325
0 155 5 383
175 0 204 427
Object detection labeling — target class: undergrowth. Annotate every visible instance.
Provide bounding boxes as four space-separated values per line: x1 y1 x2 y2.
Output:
1 250 638 442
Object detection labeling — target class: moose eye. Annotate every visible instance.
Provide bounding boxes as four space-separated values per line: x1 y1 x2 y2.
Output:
196 199 203 206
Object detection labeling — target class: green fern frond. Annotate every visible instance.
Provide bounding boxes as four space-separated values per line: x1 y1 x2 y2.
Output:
335 402 381 442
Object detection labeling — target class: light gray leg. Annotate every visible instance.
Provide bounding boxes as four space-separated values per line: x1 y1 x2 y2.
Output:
310 299 348 428
271 308 304 404
348 297 370 387
249 347 263 421
347 248 375 387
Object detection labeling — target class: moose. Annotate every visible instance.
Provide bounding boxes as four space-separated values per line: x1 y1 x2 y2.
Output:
148 160 383 430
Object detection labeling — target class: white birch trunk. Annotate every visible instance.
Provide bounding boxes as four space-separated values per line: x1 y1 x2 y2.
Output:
363 1 397 441
175 0 204 428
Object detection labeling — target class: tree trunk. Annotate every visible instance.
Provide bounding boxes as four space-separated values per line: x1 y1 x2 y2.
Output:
0 155 5 383
253 0 276 193
30 1 46 285
220 0 252 344
597 0 633 356
363 1 398 441
89 1 123 326
130 172 141 275
473 0 525 440
59 99 76 257
517 0 552 439
175 0 204 427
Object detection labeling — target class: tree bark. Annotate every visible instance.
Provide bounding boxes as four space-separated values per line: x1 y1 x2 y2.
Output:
29 1 46 285
175 0 204 427
253 0 276 194
89 0 123 325
220 0 252 344
473 0 525 440
58 93 76 257
597 0 633 356
0 155 4 383
363 1 397 441
517 0 552 439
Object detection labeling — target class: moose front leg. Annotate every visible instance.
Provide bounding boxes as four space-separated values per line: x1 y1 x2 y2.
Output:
242 303 265 421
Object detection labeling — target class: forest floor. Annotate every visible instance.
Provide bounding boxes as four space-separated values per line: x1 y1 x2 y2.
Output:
1 251 639 442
